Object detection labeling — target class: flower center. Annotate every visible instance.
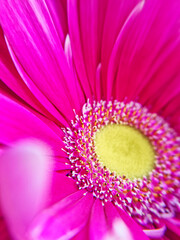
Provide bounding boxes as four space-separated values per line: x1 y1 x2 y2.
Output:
64 100 180 229
94 124 155 179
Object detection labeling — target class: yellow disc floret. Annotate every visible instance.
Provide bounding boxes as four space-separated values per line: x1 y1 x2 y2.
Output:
94 124 155 179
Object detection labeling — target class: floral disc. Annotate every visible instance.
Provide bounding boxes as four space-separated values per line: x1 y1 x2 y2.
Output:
94 124 155 179
64 100 180 228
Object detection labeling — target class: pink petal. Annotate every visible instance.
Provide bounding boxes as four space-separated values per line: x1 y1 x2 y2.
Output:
49 173 78 205
95 63 102 101
107 0 145 100
64 34 73 67
64 34 85 105
104 202 121 228
101 0 140 98
164 219 180 239
53 160 71 172
165 230 180 240
160 94 180 134
89 200 108 240
104 219 134 240
0 0 84 122
45 0 68 44
168 216 180 226
105 202 149 240
71 223 89 240
0 140 53 239
0 213 11 240
0 94 64 156
29 191 94 239
0 27 59 123
68 0 108 100
104 0 180 117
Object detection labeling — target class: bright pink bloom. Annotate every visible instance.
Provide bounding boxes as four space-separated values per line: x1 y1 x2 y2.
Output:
0 0 180 240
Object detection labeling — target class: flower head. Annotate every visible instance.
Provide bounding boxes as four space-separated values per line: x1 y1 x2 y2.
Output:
0 0 180 239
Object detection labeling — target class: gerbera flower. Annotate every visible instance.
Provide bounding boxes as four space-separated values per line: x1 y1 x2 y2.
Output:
0 0 180 239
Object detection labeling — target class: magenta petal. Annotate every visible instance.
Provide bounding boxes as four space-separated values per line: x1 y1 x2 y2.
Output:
164 219 180 238
64 34 73 67
45 0 68 44
114 0 180 111
53 159 71 172
101 0 140 98
0 0 84 121
0 94 63 156
105 203 149 240
89 200 107 240
0 140 53 239
160 94 180 134
168 216 180 226
49 173 78 205
67 0 92 100
0 27 57 122
95 63 102 101
0 214 10 240
71 223 89 240
29 191 94 239
104 202 120 228
68 0 108 99
117 210 149 240
104 219 135 240
101 0 180 120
